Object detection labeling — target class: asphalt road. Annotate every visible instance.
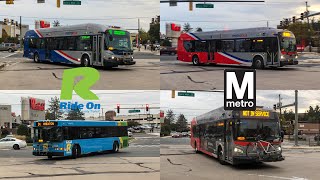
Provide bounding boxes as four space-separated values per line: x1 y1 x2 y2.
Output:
161 53 320 90
0 133 159 179
0 51 159 90
161 137 320 180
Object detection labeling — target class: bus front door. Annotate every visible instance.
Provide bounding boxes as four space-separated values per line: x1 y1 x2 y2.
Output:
266 37 280 66
92 36 102 66
226 120 233 162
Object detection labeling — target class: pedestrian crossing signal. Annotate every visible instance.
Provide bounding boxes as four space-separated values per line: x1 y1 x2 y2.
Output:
117 104 120 113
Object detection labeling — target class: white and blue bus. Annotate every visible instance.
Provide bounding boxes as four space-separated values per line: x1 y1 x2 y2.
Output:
33 120 129 159
23 23 135 68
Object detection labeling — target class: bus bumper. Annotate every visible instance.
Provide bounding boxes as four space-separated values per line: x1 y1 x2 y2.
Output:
33 151 64 156
103 59 136 67
233 154 284 164
280 60 298 66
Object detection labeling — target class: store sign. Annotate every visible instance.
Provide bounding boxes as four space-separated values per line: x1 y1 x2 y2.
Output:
30 98 45 111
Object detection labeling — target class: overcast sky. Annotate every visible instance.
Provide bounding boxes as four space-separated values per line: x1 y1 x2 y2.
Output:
161 90 320 122
160 0 320 33
0 90 159 118
0 0 158 32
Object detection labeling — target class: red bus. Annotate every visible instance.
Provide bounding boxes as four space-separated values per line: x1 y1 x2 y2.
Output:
177 27 298 69
190 107 284 165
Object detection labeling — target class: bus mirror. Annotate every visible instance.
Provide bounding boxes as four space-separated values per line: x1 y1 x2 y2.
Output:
109 35 113 41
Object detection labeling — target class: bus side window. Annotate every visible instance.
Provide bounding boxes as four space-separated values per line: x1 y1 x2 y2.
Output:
216 40 222 52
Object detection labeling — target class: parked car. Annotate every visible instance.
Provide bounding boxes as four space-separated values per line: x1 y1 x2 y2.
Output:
160 47 177 55
181 132 189 137
0 43 18 52
171 132 181 138
0 138 27 150
128 131 133 137
314 135 320 141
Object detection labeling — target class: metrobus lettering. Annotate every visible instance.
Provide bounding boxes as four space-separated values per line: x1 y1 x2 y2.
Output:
225 100 254 108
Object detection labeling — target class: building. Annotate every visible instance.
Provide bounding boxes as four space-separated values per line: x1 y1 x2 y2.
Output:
0 19 29 38
0 105 12 129
114 114 160 126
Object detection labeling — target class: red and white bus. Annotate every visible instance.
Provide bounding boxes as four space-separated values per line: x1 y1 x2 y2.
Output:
177 27 298 69
191 107 284 165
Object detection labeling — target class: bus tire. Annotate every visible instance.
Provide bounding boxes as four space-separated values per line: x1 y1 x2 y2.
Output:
112 142 119 153
253 57 264 69
34 53 40 63
72 145 79 159
81 55 90 67
195 142 199 153
218 147 227 165
192 55 200 66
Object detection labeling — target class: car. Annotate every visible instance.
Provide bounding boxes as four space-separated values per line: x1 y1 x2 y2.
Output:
181 132 189 137
128 131 133 137
160 47 177 55
314 135 320 141
0 43 18 53
0 137 27 150
171 132 181 138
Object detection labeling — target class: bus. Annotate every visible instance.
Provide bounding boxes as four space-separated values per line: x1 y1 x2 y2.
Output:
177 27 298 69
33 120 128 159
23 23 135 68
190 107 284 165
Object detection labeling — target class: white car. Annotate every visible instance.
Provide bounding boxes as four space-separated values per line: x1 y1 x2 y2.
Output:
128 131 133 137
0 138 27 150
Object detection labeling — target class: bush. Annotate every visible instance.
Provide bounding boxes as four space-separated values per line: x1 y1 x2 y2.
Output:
161 124 171 136
26 136 33 143
1 129 9 136
17 124 29 136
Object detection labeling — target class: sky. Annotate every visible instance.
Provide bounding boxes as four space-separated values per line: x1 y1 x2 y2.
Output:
0 90 160 118
161 90 320 122
160 0 320 33
0 0 159 32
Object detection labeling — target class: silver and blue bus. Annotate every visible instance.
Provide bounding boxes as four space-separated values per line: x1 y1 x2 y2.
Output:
33 120 129 159
24 23 135 68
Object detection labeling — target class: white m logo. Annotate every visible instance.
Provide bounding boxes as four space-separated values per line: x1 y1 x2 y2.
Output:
226 72 254 99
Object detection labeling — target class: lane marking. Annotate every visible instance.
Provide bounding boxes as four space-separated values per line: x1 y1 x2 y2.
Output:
248 174 308 180
3 52 17 58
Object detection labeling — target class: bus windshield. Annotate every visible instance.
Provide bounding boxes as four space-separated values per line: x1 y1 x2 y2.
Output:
280 37 296 52
105 30 132 51
34 127 63 142
236 119 281 141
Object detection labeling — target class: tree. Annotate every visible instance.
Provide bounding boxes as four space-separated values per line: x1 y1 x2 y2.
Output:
139 29 150 44
287 22 315 48
17 124 29 136
195 27 203 32
47 97 63 120
176 114 188 132
128 121 140 127
66 108 85 120
53 20 60 27
148 23 160 43
183 23 192 32
160 124 171 136
304 105 320 123
164 109 175 125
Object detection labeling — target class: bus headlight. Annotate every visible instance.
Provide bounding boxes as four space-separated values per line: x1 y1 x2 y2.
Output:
234 147 244 154
281 55 285 59
295 55 298 59
277 146 282 152
111 56 115 60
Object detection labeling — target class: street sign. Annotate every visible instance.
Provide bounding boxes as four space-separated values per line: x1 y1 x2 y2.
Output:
196 3 214 8
128 109 140 113
178 92 195 97
37 0 45 3
63 0 81 5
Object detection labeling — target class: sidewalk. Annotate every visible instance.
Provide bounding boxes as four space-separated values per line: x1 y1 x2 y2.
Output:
133 47 160 55
298 52 320 64
147 132 160 136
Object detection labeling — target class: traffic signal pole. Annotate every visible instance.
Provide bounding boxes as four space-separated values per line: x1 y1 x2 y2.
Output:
19 16 22 49
294 90 298 146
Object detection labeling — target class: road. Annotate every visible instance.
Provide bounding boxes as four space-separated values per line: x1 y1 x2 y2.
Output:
0 51 159 90
161 53 320 90
161 137 320 180
0 133 159 179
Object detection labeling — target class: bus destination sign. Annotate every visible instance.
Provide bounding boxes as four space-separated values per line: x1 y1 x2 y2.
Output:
36 121 57 127
242 110 270 118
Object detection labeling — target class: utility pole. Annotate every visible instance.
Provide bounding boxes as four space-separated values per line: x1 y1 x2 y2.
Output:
294 90 298 146
267 21 269 28
279 94 282 117
101 108 104 120
306 1 312 52
138 18 140 52
19 16 22 49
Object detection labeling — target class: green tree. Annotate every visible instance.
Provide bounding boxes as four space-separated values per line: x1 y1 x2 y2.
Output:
148 23 160 43
53 20 61 27
164 109 175 125
160 124 171 136
160 39 172 47
139 29 150 44
183 23 192 32
128 121 140 127
195 27 202 32
66 108 85 120
287 22 315 47
47 97 63 120
17 124 29 136
176 114 188 132
304 105 320 123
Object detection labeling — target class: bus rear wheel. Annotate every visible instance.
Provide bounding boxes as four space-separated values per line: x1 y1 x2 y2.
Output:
192 55 200 66
112 142 119 153
34 53 40 63
72 145 81 159
253 57 264 69
81 55 90 67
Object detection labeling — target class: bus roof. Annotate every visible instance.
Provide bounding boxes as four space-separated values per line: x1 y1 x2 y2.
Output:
182 27 292 40
34 120 127 127
25 23 128 38
196 106 274 124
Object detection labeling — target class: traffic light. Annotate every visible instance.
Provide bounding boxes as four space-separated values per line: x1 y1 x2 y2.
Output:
285 18 289 26
273 104 277 110
280 21 283 27
189 2 193 11
57 0 60 8
6 0 14 4
301 13 304 20
117 104 120 113
292 16 296 23
146 104 149 112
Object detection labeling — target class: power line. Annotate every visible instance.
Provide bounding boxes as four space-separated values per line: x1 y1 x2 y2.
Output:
0 15 151 20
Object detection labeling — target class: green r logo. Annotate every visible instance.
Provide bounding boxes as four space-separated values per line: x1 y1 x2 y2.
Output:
60 67 100 100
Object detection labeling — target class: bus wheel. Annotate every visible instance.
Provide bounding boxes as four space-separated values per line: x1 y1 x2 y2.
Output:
72 145 79 159
47 155 53 159
192 55 200 66
253 57 264 69
112 142 119 153
77 146 81 158
218 148 227 165
81 55 90 67
195 142 199 153
34 53 40 63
